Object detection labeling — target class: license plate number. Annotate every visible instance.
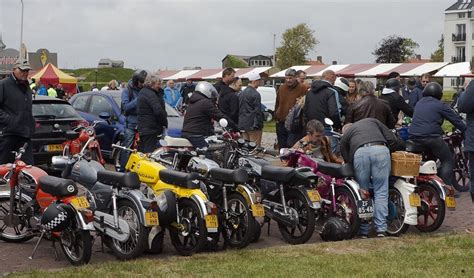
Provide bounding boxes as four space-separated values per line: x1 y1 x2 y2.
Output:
445 196 456 209
46 144 63 152
307 190 321 202
145 211 159 226
251 204 265 217
357 200 374 219
409 193 421 207
205 215 218 232
71 196 89 210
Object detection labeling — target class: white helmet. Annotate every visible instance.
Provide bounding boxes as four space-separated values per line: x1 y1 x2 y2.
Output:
195 81 218 99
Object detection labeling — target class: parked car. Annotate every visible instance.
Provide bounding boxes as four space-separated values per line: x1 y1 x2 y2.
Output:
31 96 89 168
240 86 276 122
69 90 183 161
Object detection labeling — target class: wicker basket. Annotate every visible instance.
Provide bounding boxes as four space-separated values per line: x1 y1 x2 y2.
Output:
391 151 421 177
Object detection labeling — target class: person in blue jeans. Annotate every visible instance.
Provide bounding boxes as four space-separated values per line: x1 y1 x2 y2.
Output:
119 70 147 172
340 118 405 237
457 78 474 203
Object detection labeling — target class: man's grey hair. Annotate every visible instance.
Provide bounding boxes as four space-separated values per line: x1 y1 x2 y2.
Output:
358 81 375 95
322 70 335 80
144 72 162 87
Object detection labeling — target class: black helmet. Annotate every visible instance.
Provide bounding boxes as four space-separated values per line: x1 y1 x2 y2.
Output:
132 69 147 86
41 202 75 232
319 216 351 241
422 82 443 100
385 78 401 91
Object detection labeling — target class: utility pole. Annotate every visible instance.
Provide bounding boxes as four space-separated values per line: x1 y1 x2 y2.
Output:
272 33 276 67
20 0 24 58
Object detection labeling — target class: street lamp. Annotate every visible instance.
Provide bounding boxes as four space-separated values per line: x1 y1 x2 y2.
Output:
19 0 24 56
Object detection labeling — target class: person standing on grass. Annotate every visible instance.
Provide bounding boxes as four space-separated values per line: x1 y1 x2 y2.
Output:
238 73 264 146
164 79 182 108
274 68 307 148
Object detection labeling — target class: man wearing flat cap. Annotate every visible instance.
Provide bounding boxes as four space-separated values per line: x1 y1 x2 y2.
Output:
0 58 35 164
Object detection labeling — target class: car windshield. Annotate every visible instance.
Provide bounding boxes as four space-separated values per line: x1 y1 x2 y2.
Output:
113 96 121 108
113 96 180 117
33 102 81 119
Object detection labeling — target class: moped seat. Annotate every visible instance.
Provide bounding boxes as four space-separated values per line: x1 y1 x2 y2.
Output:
245 156 271 167
163 136 193 148
97 170 140 190
316 161 354 179
39 176 78 197
209 168 248 184
65 130 79 140
261 166 296 183
159 169 201 189
405 140 428 154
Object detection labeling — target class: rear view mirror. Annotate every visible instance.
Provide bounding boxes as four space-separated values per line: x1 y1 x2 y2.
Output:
99 112 111 121
219 118 228 128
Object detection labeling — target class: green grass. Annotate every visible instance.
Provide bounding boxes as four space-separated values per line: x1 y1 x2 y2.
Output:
263 120 276 133
7 233 474 277
63 68 134 83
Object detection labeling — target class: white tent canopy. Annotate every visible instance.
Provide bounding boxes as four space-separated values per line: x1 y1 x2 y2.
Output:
402 62 449 76
434 62 470 77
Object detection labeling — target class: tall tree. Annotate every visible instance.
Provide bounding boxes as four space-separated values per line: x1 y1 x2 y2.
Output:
276 23 318 69
373 35 419 63
430 35 444 62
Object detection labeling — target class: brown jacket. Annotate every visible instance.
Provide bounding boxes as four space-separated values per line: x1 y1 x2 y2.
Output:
345 95 396 129
292 135 343 164
275 83 308 122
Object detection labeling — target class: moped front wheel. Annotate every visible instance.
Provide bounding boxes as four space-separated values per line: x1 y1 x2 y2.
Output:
386 188 409 236
224 193 256 249
335 186 360 238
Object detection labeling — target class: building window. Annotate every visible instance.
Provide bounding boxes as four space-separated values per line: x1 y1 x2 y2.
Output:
459 12 466 18
456 46 466 62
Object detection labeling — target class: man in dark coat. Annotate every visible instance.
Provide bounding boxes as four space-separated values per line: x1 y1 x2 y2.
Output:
137 72 168 153
238 72 264 145
0 58 35 164
379 78 414 122
182 81 236 148
456 78 474 202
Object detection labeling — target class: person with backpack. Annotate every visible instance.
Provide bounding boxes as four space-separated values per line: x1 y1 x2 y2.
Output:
118 69 147 171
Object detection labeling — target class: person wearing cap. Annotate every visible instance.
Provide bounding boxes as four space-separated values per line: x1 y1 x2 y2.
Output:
379 78 414 122
0 58 35 164
180 78 195 105
403 77 423 108
333 77 350 118
238 72 264 145
274 68 308 148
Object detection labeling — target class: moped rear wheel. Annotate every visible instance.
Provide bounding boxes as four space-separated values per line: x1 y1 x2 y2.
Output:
0 195 35 243
225 193 256 249
59 227 92 266
416 183 446 232
335 186 360 238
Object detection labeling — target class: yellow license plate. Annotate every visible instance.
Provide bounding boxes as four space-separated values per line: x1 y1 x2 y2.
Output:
307 190 321 202
445 196 456 209
251 204 265 217
47 144 63 152
71 196 89 209
205 215 218 229
409 193 421 207
145 211 159 226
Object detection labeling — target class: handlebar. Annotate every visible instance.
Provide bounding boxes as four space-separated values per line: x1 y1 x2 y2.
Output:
112 144 135 153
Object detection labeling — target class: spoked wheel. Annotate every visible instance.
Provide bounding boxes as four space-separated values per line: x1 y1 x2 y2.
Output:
110 200 148 260
112 140 122 172
335 186 360 238
0 195 35 243
387 188 409 236
453 149 470 192
278 190 315 244
59 227 92 266
416 183 446 232
169 198 207 256
224 193 256 249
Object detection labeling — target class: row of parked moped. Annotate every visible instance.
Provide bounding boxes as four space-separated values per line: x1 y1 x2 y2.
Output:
0 118 459 265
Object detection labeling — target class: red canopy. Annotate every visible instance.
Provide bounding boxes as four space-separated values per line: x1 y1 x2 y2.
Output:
30 64 78 94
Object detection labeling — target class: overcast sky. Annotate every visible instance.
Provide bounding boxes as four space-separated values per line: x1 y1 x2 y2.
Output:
0 0 451 70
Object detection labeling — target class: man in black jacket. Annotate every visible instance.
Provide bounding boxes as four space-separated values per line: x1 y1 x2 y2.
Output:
0 58 35 164
239 73 264 145
216 68 237 125
341 118 405 237
182 81 236 148
137 72 168 153
379 78 414 122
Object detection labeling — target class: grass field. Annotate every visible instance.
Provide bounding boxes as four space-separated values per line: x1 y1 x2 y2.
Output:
8 233 474 277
